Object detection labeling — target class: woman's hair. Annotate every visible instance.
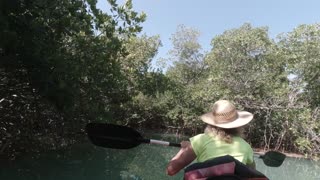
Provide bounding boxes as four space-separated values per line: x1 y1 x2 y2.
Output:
204 125 243 143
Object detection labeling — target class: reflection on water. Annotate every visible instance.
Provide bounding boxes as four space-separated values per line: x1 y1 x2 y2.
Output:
0 139 319 180
257 156 320 180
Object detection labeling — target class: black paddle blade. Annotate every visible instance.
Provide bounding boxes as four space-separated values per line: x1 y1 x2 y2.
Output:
260 151 286 167
85 123 144 149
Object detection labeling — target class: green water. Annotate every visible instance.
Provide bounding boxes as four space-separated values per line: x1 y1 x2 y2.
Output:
1 140 319 180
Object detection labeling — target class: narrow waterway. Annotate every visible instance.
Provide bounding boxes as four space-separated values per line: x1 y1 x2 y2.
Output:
1 138 319 180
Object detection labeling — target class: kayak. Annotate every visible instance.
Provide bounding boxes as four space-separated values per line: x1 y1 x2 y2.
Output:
184 155 268 180
85 123 285 179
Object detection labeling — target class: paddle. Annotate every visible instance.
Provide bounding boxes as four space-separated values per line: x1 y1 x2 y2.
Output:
85 123 286 167
258 151 286 167
86 123 181 149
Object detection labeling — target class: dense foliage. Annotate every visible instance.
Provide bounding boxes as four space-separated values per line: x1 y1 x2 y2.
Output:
0 0 319 160
1 0 147 159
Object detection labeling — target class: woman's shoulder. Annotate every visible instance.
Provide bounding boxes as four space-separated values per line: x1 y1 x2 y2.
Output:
190 133 204 141
232 136 253 149
191 133 208 139
190 133 214 142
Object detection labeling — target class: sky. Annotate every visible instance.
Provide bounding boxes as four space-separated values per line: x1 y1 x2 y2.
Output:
97 0 320 63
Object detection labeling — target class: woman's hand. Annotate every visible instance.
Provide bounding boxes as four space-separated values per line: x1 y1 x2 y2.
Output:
180 141 190 148
166 141 196 176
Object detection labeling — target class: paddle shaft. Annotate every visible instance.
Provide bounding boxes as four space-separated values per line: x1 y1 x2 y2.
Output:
148 139 285 167
92 134 181 147
154 141 276 159
149 139 181 147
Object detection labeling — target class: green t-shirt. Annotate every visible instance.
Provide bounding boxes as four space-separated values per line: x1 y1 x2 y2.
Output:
190 133 254 165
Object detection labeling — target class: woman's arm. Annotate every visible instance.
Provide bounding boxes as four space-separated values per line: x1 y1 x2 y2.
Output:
166 141 197 176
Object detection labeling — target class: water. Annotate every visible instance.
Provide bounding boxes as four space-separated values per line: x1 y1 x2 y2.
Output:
1 140 319 180
257 156 320 180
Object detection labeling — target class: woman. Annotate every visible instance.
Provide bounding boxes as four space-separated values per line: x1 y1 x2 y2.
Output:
166 100 255 176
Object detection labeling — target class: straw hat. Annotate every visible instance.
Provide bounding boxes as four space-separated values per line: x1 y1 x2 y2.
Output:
200 100 253 129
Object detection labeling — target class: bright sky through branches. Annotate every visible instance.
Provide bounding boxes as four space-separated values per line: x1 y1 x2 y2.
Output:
98 0 320 63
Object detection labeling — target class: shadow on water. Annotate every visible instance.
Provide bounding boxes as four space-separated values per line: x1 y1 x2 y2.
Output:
0 134 319 180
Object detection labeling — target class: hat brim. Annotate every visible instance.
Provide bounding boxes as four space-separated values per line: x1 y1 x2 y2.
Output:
200 111 253 129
